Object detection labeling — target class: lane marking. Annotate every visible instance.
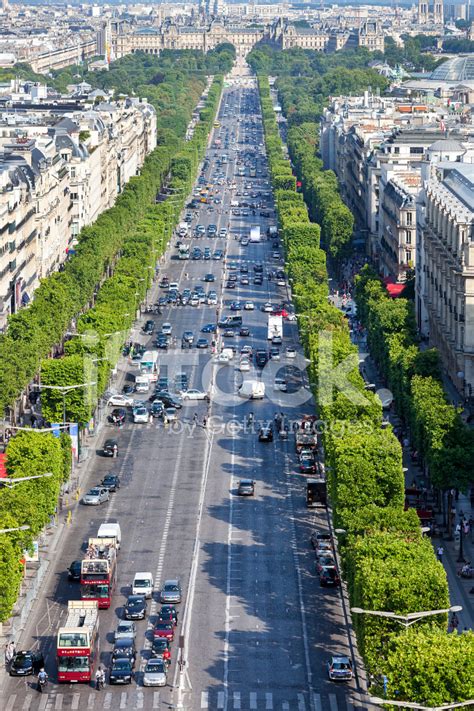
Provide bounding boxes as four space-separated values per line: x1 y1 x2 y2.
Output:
71 694 80 710
313 693 322 711
201 691 209 708
250 691 257 709
6 695 17 711
265 692 273 709
329 694 339 711
298 692 306 711
217 690 225 708
233 691 241 709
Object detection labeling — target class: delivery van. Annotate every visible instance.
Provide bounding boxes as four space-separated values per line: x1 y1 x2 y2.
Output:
132 572 153 598
97 522 121 549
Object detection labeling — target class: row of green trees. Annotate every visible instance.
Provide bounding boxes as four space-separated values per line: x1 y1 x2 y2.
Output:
257 73 473 706
0 431 71 621
39 76 224 424
354 267 474 494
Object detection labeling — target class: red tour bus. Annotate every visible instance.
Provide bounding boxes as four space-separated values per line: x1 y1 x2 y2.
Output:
80 538 117 609
57 600 99 682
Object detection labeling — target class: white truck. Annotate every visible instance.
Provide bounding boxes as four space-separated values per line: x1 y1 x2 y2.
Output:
135 374 150 393
267 314 283 340
249 225 261 243
177 222 189 238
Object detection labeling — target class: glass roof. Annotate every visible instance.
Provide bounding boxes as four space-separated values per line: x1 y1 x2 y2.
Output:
430 56 474 82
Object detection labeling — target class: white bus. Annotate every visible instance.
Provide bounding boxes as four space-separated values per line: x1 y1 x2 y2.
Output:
139 351 159 382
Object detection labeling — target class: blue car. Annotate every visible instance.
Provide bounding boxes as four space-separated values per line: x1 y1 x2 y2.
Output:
201 323 217 333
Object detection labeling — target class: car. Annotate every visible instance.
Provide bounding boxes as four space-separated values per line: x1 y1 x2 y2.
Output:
159 277 170 288
122 383 134 395
114 621 137 641
204 273 215 282
133 405 149 424
109 407 126 425
157 376 169 390
300 455 316 474
163 407 177 424
153 621 175 641
9 650 45 676
244 301 255 310
154 392 182 409
255 349 268 368
102 439 118 457
225 281 236 289
196 338 209 349
158 604 178 626
272 335 283 346
108 394 134 408
143 320 155 335
143 658 168 687
240 276 250 286
181 331 194 345
254 263 263 273
112 638 137 665
316 555 336 574
155 336 169 350
160 579 182 604
223 328 235 338
101 474 120 492
262 303 273 313
274 377 288 393
285 347 297 359
161 322 172 335
258 425 273 442
229 301 241 311
327 655 353 681
239 327 250 337
207 292 218 305
253 276 263 285
124 595 147 620
320 566 341 587
151 637 171 662
237 479 255 496
150 401 165 418
241 237 249 246
196 224 206 234
67 560 82 581
204 248 211 260
213 249 224 260
310 532 331 550
82 486 110 506
109 658 134 685
270 347 280 361
239 359 250 372
181 389 208 401
219 228 228 237
201 323 216 333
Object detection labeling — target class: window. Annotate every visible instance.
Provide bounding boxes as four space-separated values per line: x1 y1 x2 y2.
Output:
406 231 412 244
410 146 424 155
406 212 413 226
394 147 400 155
406 250 412 263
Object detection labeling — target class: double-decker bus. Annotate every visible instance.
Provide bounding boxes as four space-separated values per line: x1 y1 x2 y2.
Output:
57 601 99 683
80 538 117 609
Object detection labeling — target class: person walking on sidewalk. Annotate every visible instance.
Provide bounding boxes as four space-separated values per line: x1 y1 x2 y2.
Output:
5 641 14 669
437 545 444 562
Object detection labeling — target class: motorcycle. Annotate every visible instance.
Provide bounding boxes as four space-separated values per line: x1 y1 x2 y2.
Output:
38 676 48 693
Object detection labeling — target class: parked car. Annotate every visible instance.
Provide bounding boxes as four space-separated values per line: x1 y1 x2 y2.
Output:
320 566 340 587
103 439 118 457
327 655 353 681
101 474 120 492
237 479 255 496
9 650 45 676
82 487 110 506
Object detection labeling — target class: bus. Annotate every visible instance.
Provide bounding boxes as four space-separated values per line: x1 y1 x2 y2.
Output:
139 350 159 382
57 601 99 683
80 538 117 609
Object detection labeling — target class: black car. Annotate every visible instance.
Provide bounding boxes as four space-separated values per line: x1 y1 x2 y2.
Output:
151 637 171 660
153 391 183 409
196 338 209 349
101 474 120 492
150 401 164 418
239 327 250 337
182 331 194 345
9 650 45 676
157 377 169 390
109 408 126 425
258 425 273 442
225 281 236 289
254 263 263 273
109 658 134 685
253 276 263 285
158 604 178 626
124 595 147 620
68 560 82 581
122 383 134 395
143 320 155 335
255 350 268 368
320 566 341 587
156 337 169 350
112 638 137 665
103 439 118 457
204 273 215 282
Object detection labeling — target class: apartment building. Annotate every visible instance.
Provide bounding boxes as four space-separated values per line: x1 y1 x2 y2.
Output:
0 96 156 330
416 163 474 396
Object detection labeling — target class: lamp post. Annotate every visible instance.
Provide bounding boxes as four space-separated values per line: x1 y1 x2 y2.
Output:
0 525 30 534
3 472 53 489
369 698 474 710
350 605 462 630
457 517 466 563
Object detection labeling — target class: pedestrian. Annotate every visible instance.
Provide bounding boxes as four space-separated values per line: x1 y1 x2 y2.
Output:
193 412 198 424
112 443 118 458
436 545 444 562
202 416 207 428
5 642 14 669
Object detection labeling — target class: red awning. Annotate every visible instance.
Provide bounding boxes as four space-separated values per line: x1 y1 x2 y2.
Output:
386 282 406 298
0 452 7 479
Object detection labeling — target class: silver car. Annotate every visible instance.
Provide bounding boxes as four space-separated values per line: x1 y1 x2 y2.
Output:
160 579 182 604
82 487 110 506
143 658 167 687
114 621 137 642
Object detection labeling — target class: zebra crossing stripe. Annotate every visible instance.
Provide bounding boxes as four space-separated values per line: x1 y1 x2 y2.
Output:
329 694 339 711
55 695 64 710
136 690 144 709
201 691 209 708
297 693 305 711
313 693 322 711
233 691 241 709
282 702 290 711
250 692 257 709
120 691 128 709
38 694 48 711
217 691 225 709
265 692 273 709
5 694 16 711
21 694 33 711
71 693 80 710
153 691 161 708
87 692 95 709
103 692 112 709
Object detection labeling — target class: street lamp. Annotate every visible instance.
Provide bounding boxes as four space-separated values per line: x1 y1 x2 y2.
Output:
0 525 30 534
369 698 474 710
351 605 462 629
3 472 53 488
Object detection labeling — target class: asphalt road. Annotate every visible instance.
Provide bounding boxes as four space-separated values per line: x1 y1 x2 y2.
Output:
2 67 367 711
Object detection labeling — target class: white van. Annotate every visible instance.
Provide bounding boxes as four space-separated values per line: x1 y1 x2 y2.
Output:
132 572 153 598
239 380 265 399
97 522 121 549
135 374 150 393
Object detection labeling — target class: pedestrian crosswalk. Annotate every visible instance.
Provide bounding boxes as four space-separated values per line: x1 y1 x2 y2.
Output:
5 689 363 711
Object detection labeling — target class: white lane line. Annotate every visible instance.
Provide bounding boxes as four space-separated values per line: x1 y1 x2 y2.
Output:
217 691 225 708
223 402 237 711
55 695 63 710
22 695 33 711
298 693 306 711
201 691 209 708
265 692 273 709
6 695 17 711
153 691 161 708
71 694 80 710
313 693 322 711
250 691 257 709
282 703 290 711
38 694 48 711
233 691 241 709
136 690 144 709
103 692 112 709
87 692 95 709
328 694 338 711
120 691 128 709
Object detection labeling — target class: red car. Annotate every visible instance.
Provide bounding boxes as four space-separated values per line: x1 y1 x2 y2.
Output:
153 621 174 641
273 308 289 318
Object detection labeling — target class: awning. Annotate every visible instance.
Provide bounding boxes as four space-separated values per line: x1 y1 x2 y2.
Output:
386 282 406 297
0 452 7 479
